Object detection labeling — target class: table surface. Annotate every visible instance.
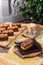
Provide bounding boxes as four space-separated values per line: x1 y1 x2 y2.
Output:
4 34 43 65
0 23 43 65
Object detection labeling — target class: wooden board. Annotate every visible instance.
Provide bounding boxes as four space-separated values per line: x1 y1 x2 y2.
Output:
0 25 27 47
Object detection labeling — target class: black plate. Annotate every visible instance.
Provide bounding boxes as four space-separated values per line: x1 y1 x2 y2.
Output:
14 39 42 55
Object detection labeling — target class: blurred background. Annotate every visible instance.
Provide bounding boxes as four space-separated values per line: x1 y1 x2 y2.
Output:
0 0 43 24
0 0 25 23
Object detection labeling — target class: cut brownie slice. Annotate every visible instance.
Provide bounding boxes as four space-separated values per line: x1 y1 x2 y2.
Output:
0 34 8 41
2 30 14 36
0 28 6 33
12 23 21 28
0 23 9 28
16 23 21 28
2 24 9 29
7 26 18 32
21 39 33 51
12 23 17 26
8 30 14 36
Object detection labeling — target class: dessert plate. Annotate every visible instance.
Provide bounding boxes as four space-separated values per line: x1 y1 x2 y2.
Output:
14 39 42 58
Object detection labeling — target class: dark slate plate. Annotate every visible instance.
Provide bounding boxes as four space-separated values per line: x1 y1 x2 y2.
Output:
14 39 42 58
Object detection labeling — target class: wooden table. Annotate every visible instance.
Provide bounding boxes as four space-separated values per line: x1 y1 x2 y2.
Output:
0 23 43 65
4 34 43 65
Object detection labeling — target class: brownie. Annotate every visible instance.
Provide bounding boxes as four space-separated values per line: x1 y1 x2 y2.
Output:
7 26 18 32
16 23 21 28
2 30 14 36
21 39 33 50
12 23 21 28
8 30 14 36
0 34 8 41
0 28 6 32
12 23 17 26
2 24 9 29
22 40 33 47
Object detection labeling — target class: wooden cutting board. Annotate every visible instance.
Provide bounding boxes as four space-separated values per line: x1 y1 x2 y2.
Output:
0 25 26 47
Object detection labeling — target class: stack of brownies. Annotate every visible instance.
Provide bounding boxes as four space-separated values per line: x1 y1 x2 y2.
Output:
0 22 21 41
0 22 21 52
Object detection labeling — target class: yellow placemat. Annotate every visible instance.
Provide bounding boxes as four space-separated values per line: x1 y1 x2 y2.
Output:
4 34 43 65
5 46 42 65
